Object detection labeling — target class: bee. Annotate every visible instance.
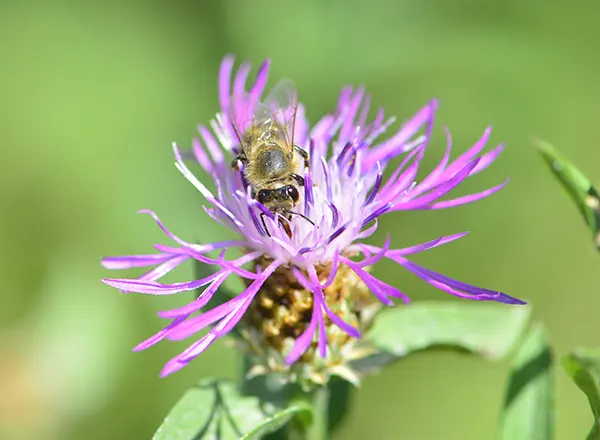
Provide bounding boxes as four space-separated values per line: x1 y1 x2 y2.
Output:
229 80 313 236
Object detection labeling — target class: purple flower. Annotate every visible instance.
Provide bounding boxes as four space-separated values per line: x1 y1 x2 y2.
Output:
102 55 525 378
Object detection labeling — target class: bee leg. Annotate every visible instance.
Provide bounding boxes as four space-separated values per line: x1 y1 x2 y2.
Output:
293 145 310 170
290 173 305 186
260 212 271 237
278 215 293 238
231 155 248 170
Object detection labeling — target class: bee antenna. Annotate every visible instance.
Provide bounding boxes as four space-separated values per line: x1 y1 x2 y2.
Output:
283 210 315 227
230 120 244 153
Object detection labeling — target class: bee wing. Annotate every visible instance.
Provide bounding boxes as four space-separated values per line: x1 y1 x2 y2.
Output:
228 79 299 151
257 79 299 149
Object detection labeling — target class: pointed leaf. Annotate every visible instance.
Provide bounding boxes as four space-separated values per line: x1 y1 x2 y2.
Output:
563 349 600 439
153 378 311 440
241 404 311 440
536 138 600 248
365 301 531 360
499 324 554 440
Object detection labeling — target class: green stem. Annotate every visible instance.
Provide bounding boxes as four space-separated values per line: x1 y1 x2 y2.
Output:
308 385 329 440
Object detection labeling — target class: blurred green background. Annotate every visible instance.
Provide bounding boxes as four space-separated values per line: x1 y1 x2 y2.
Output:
1 0 599 439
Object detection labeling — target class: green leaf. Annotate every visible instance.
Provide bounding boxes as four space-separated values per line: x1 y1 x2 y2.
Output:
153 378 311 440
241 404 312 440
499 324 554 440
563 349 600 439
240 356 350 435
326 377 354 433
536 138 600 248
365 301 531 360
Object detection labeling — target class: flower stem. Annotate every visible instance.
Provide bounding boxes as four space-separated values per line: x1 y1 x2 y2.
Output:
308 385 330 440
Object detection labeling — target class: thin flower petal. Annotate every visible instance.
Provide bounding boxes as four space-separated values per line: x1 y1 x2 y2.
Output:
101 253 173 270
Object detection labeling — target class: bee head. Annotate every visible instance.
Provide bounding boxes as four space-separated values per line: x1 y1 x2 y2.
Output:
257 185 300 214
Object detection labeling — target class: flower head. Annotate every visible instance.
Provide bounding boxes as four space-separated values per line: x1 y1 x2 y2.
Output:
102 55 525 381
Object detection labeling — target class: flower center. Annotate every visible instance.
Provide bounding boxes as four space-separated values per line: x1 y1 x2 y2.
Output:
241 254 376 366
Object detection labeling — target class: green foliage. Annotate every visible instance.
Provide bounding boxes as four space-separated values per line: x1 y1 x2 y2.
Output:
563 349 600 439
153 379 311 440
239 357 350 436
365 301 531 361
499 324 554 440
537 139 600 248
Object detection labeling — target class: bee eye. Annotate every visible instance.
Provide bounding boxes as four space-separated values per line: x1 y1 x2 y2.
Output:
286 185 299 203
257 190 270 204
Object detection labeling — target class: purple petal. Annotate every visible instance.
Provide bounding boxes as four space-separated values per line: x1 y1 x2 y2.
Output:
357 94 371 129
179 333 219 362
381 254 525 305
327 201 340 229
158 272 230 318
167 261 280 340
101 253 173 270
289 268 327 360
218 55 235 114
137 209 194 248
192 138 213 174
320 157 333 200
252 199 275 220
177 295 254 363
216 250 262 279
396 158 481 209
335 87 353 115
427 179 509 210
133 314 188 351
304 167 313 216
336 142 353 168
160 357 191 377
317 307 327 358
102 271 222 295
167 295 247 340
472 144 504 175
233 62 251 99
285 311 318 365
248 203 267 236
137 255 189 282
356 234 390 267
357 218 379 240
341 258 410 305
410 126 453 196
441 127 491 179
359 232 469 257
306 267 360 338
363 162 383 207
327 225 347 244
365 100 437 166
377 146 423 200
173 143 243 228
339 88 365 144
362 203 393 228
198 125 223 165
250 59 270 101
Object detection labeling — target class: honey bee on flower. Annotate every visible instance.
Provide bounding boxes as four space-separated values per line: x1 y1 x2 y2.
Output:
228 79 313 237
101 55 525 383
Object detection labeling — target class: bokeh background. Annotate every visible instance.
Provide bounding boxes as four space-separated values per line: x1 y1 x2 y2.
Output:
1 0 599 439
